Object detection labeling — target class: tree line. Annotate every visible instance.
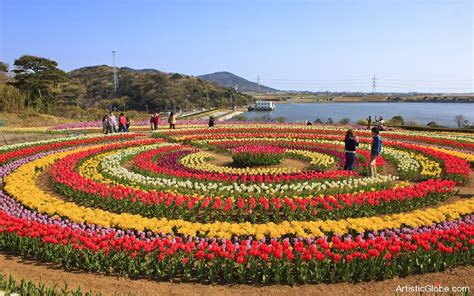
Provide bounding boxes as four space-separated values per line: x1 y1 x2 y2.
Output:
0 55 252 115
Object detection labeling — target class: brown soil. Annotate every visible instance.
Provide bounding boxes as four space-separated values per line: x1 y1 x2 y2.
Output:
0 252 472 296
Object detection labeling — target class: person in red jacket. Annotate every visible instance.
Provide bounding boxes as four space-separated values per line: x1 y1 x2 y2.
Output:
118 113 128 132
150 112 160 130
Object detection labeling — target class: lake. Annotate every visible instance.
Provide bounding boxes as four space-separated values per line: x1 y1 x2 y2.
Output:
243 102 474 127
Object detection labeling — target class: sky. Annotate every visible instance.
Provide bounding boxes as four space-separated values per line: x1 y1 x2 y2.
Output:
0 0 473 93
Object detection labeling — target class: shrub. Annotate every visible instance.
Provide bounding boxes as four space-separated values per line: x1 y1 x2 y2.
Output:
339 118 351 125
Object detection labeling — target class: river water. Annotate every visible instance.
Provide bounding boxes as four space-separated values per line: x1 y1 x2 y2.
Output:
243 102 474 127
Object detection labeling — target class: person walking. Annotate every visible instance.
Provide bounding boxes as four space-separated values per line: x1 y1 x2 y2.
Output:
150 112 159 130
208 116 215 128
118 113 127 132
126 116 131 132
107 112 118 133
369 127 383 177
168 112 176 129
344 129 359 171
367 116 372 130
377 116 385 131
102 115 108 134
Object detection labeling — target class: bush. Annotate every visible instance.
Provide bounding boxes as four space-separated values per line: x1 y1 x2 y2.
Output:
232 114 248 121
427 121 438 127
339 118 351 125
357 119 368 125
315 118 323 124
389 115 405 126
327 118 334 124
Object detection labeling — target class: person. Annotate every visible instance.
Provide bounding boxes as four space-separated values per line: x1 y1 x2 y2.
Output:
377 116 385 131
126 116 131 132
306 120 313 126
102 115 108 134
107 112 118 134
344 129 359 171
150 112 159 130
369 127 383 177
168 112 176 129
367 116 372 130
118 113 127 132
208 116 215 128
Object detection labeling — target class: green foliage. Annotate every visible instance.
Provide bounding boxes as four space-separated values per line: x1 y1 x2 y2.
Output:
356 119 368 125
389 115 405 126
251 115 286 123
0 273 98 296
0 61 8 84
427 121 438 127
315 118 323 124
0 84 27 112
68 66 252 112
326 117 334 124
339 118 350 125
11 55 68 112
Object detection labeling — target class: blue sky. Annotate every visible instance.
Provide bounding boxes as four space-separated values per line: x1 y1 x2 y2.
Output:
1 0 472 92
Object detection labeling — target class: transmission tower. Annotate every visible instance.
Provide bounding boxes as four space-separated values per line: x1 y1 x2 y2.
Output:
257 75 261 93
371 75 377 93
112 51 119 95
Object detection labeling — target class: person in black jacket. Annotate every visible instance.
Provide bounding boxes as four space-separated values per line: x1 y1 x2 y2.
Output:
344 129 359 171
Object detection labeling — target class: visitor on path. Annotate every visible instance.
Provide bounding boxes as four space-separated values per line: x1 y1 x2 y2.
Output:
344 129 359 171
107 112 118 134
367 116 372 130
208 116 215 128
150 112 159 130
377 116 385 131
118 113 128 132
102 115 108 134
126 117 130 132
306 120 313 126
168 112 176 129
369 127 383 177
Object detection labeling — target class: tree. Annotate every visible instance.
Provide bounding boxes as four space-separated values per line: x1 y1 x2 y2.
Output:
427 121 438 127
327 118 334 124
315 118 323 124
390 115 405 126
454 114 469 128
11 55 67 111
0 61 8 84
339 118 350 125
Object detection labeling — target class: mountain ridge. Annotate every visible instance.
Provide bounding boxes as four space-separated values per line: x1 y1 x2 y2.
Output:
199 71 279 93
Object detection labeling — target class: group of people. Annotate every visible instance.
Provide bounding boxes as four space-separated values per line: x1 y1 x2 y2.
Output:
149 112 216 130
102 112 130 134
149 112 177 130
367 115 385 131
344 127 382 177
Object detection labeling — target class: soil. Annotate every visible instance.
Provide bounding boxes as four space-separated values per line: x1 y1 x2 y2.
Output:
0 133 65 146
0 252 472 296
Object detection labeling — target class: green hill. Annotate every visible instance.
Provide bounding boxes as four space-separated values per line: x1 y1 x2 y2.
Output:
68 66 252 112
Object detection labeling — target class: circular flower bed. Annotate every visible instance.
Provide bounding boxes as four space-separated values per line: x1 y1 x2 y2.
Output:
0 124 473 285
231 145 286 167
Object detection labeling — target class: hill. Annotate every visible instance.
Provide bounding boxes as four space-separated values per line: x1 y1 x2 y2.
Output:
68 66 252 112
199 71 279 93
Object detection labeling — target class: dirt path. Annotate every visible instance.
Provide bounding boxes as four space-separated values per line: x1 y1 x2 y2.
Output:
0 252 472 296
0 133 65 146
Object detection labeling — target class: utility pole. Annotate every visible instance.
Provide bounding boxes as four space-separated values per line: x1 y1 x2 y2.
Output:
112 50 119 96
257 75 261 93
371 75 377 93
